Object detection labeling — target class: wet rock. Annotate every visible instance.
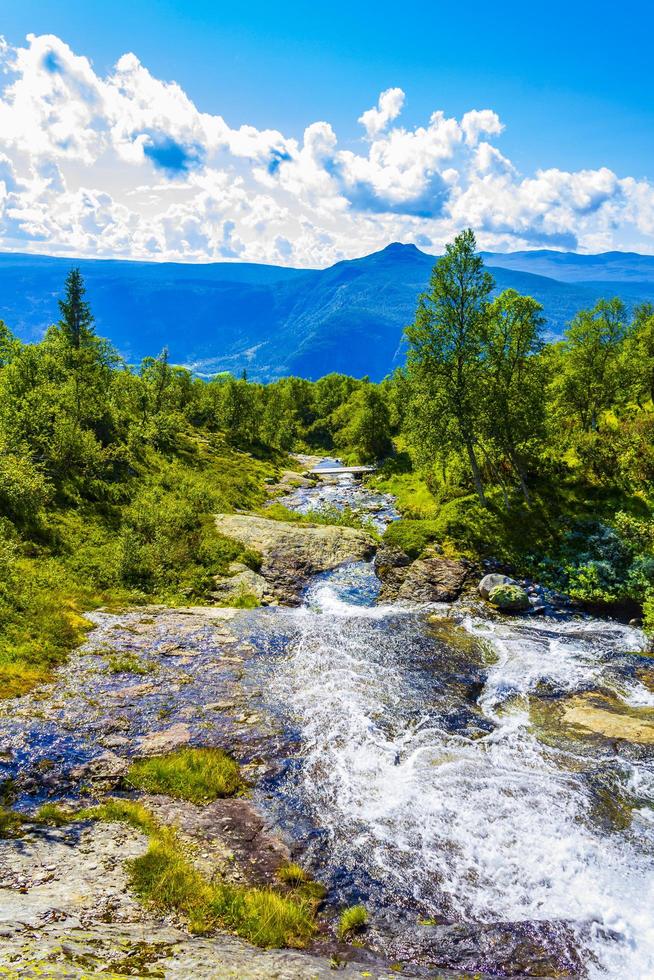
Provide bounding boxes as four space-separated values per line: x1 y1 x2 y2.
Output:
478 573 516 600
71 750 129 782
137 723 192 756
487 584 530 612
386 919 585 977
560 693 654 744
215 513 376 604
376 546 471 603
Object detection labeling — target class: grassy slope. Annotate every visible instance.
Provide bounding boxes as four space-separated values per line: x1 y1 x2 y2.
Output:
0 434 278 698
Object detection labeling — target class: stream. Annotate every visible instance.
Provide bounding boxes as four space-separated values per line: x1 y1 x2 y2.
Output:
253 467 654 977
2 466 654 978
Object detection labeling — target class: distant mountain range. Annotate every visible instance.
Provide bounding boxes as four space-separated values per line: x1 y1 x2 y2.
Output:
1 244 653 381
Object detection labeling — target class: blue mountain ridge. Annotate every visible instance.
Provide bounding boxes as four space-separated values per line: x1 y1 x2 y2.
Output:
0 243 652 381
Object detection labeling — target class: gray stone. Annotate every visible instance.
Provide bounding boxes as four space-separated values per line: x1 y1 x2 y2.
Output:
376 545 471 603
136 723 191 756
71 750 129 782
478 573 516 600
215 513 376 604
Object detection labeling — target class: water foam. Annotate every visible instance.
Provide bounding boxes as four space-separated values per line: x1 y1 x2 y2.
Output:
272 575 654 978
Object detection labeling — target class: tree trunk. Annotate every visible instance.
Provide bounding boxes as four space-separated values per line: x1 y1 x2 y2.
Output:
465 437 487 506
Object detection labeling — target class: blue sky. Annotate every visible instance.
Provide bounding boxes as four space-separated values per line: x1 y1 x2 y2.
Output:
5 0 653 179
1 2 653 263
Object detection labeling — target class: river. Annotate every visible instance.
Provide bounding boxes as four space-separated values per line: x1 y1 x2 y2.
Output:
248 466 654 977
1 467 653 978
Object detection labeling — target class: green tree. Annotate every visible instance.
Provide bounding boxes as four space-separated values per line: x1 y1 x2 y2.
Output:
58 268 95 350
332 384 392 462
482 289 546 502
404 229 493 504
554 298 628 431
624 303 654 408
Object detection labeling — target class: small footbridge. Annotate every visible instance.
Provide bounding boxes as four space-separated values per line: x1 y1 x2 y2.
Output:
307 465 376 478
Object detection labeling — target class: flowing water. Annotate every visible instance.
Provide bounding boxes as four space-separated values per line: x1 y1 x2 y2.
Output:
2 469 654 977
255 471 654 977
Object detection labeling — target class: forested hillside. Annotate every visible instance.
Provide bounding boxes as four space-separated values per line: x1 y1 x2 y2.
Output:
1 233 653 701
2 245 654 381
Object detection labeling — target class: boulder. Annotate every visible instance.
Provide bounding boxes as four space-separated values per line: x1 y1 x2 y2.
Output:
215 514 376 604
376 545 471 603
478 573 516 600
487 584 530 612
212 562 268 605
279 470 316 488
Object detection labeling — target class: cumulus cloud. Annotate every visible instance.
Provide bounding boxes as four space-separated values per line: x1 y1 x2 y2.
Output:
358 87 405 138
0 33 653 265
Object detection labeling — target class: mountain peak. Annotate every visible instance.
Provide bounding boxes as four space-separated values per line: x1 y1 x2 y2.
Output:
382 241 421 254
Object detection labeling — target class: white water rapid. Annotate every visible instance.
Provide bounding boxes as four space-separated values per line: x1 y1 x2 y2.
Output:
261 472 654 978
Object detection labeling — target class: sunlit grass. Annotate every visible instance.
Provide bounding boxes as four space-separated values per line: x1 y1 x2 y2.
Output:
338 904 368 939
127 747 244 803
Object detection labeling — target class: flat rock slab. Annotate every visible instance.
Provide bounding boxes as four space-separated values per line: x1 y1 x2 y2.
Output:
562 694 654 744
216 513 376 603
0 823 407 979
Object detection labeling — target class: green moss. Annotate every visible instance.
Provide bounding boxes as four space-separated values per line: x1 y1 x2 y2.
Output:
127 747 243 803
338 904 368 939
487 584 530 611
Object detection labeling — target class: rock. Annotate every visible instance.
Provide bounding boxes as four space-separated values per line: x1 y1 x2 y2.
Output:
561 694 654 744
71 750 129 782
487 584 530 612
215 513 376 603
386 919 585 977
136 723 191 756
279 470 316 488
212 562 268 605
376 545 470 603
478 573 516 600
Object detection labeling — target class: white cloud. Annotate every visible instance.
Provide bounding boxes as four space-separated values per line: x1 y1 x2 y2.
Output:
358 87 405 138
0 33 653 264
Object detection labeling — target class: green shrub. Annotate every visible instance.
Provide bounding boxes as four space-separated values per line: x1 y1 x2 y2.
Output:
127 747 243 803
338 904 368 939
382 519 442 559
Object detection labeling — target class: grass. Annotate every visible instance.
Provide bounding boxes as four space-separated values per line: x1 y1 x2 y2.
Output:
35 802 76 826
200 881 316 948
105 651 156 675
127 747 244 803
85 799 319 949
0 438 276 701
338 904 368 939
262 502 378 536
276 862 311 886
0 804 24 837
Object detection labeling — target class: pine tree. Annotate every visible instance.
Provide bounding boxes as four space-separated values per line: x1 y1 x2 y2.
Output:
58 268 95 349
